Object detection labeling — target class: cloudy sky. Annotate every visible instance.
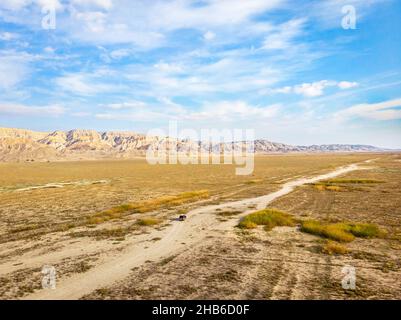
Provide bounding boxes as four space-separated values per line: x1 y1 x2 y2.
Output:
0 0 400 148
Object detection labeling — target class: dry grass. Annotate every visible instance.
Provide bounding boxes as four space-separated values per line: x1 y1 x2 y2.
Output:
86 209 126 225
322 240 349 255
136 218 161 226
320 179 384 184
347 223 384 238
9 224 41 233
217 210 242 216
314 184 344 192
245 179 263 185
85 190 209 226
238 209 295 231
130 190 210 213
1 154 399 300
69 226 134 240
301 220 354 242
310 178 384 192
0 154 373 244
269 156 401 234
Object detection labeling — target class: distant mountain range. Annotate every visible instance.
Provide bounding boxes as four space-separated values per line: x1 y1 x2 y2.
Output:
0 127 387 162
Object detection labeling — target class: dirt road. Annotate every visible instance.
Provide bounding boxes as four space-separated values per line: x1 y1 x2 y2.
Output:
25 162 367 300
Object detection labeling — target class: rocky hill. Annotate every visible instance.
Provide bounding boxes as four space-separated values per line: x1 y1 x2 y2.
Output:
0 127 385 162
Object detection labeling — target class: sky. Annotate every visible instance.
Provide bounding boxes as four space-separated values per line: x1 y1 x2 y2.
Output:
0 0 400 148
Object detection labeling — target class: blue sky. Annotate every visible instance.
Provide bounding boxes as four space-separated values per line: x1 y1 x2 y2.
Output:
0 0 400 148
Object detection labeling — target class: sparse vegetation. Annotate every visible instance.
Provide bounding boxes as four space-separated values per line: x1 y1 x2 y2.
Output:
320 179 384 184
314 184 344 192
310 178 384 192
301 220 354 242
69 226 134 240
245 179 263 185
322 241 349 255
347 223 384 238
10 224 41 233
2 154 398 300
238 209 295 230
158 254 178 266
130 190 210 213
86 209 125 225
85 190 209 226
217 210 242 216
136 218 161 226
300 220 383 242
74 261 92 273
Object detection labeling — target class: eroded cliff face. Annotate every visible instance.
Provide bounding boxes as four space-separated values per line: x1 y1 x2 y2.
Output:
0 127 383 162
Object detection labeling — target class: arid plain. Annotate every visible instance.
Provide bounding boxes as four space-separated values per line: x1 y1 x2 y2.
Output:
0 153 400 299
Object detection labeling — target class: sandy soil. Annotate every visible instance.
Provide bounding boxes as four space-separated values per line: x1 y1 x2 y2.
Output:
22 162 369 300
79 157 400 300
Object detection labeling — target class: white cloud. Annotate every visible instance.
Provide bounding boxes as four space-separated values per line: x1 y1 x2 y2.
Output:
0 32 18 41
44 46 56 53
96 100 280 123
335 98 401 121
308 0 389 29
71 111 91 117
104 101 147 109
0 0 63 11
262 19 305 50
273 86 292 94
269 80 359 97
0 0 31 11
73 11 107 32
338 81 359 89
203 31 216 41
186 101 280 121
55 73 96 95
72 0 113 10
123 56 283 99
46 0 284 46
149 0 284 30
37 0 63 10
153 61 184 74
294 80 336 97
109 48 130 59
55 72 124 96
0 102 65 116
0 51 31 89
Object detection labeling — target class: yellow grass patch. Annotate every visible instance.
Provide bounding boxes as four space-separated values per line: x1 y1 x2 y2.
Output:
322 241 349 255
86 190 210 225
300 220 382 242
313 184 344 192
321 179 384 184
136 218 161 226
130 190 210 213
311 178 384 192
238 209 295 231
